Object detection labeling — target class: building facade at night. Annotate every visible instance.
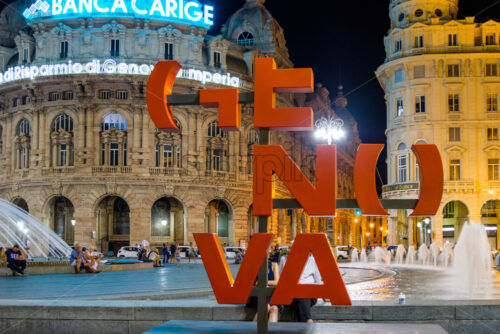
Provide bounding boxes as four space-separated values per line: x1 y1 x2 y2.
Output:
0 0 362 254
377 0 500 249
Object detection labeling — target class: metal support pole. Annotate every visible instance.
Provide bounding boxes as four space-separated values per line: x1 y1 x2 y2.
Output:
257 129 270 334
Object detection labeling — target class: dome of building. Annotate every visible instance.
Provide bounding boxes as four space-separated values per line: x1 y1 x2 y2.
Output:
0 0 28 48
222 0 291 66
389 0 459 28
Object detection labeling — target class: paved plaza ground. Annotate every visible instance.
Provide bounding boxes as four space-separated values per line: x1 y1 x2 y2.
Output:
1 262 499 302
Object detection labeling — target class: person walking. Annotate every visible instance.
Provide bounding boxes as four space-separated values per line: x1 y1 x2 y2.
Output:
175 247 181 266
188 242 195 263
169 243 177 264
6 245 27 276
162 243 169 265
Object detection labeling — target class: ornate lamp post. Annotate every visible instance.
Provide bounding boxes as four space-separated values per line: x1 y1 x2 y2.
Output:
314 115 345 144
314 114 345 245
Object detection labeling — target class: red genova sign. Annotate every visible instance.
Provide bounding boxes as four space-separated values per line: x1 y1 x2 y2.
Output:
145 58 444 306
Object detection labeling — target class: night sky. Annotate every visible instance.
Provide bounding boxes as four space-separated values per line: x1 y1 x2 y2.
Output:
208 0 499 184
1 0 499 183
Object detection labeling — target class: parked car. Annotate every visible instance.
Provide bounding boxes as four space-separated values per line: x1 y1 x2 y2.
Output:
177 245 192 258
224 246 246 259
117 246 141 258
335 245 350 260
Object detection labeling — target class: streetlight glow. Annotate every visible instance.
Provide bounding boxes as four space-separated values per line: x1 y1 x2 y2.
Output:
314 115 345 145
161 220 167 226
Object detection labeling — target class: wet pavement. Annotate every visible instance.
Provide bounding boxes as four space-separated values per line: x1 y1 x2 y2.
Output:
1 262 499 302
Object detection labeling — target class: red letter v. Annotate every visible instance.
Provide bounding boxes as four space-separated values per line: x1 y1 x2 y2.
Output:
193 233 273 304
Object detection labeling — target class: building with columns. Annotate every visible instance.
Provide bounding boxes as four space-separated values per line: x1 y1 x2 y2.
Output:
0 0 362 254
376 0 500 250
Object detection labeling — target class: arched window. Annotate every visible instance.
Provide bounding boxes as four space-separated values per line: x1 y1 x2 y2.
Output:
155 119 182 168
15 119 31 169
151 198 171 237
217 201 229 238
17 118 31 136
100 113 128 166
237 31 254 47
207 121 227 138
414 140 427 181
53 114 74 132
101 113 127 131
396 143 407 183
206 121 228 172
51 114 74 167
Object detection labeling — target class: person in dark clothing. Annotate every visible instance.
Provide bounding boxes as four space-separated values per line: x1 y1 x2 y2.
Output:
169 243 177 264
6 244 27 276
162 243 170 264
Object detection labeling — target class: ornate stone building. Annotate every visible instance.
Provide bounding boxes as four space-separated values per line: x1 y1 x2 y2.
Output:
0 0 361 254
376 0 500 249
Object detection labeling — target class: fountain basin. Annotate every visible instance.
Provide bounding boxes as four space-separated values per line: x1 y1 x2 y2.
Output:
0 261 153 275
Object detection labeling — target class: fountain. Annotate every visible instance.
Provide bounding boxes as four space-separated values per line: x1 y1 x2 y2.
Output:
374 247 391 264
429 242 440 266
395 244 406 264
442 242 453 267
452 222 492 296
418 244 429 265
351 248 359 262
406 245 416 264
0 199 71 259
360 248 368 262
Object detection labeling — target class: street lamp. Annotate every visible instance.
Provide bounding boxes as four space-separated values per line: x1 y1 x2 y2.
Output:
314 115 345 144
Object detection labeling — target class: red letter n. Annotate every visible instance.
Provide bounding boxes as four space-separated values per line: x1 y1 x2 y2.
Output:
253 145 336 217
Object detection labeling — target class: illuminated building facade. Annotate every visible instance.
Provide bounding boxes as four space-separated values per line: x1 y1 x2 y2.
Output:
0 0 361 253
377 0 500 249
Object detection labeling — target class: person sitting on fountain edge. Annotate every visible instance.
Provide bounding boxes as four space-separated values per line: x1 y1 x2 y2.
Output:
6 244 27 276
70 243 85 274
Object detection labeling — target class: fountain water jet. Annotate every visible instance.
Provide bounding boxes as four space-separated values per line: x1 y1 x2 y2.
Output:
418 244 429 265
442 242 453 267
395 244 406 264
429 242 440 266
452 222 492 296
0 199 71 259
406 245 416 264
374 247 391 264
351 248 359 262
360 248 368 263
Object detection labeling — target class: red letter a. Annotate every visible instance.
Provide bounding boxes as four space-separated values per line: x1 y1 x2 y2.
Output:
270 234 351 306
193 233 273 304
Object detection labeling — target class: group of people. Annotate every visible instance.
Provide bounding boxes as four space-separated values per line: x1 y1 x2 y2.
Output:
161 242 198 266
0 245 27 276
247 242 322 323
70 243 101 274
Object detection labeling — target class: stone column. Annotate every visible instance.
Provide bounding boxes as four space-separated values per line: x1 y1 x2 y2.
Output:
52 143 57 166
290 211 297 241
129 193 151 246
388 211 398 246
408 216 414 248
432 214 443 247
133 112 140 149
73 197 94 248
32 110 39 150
77 109 85 152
